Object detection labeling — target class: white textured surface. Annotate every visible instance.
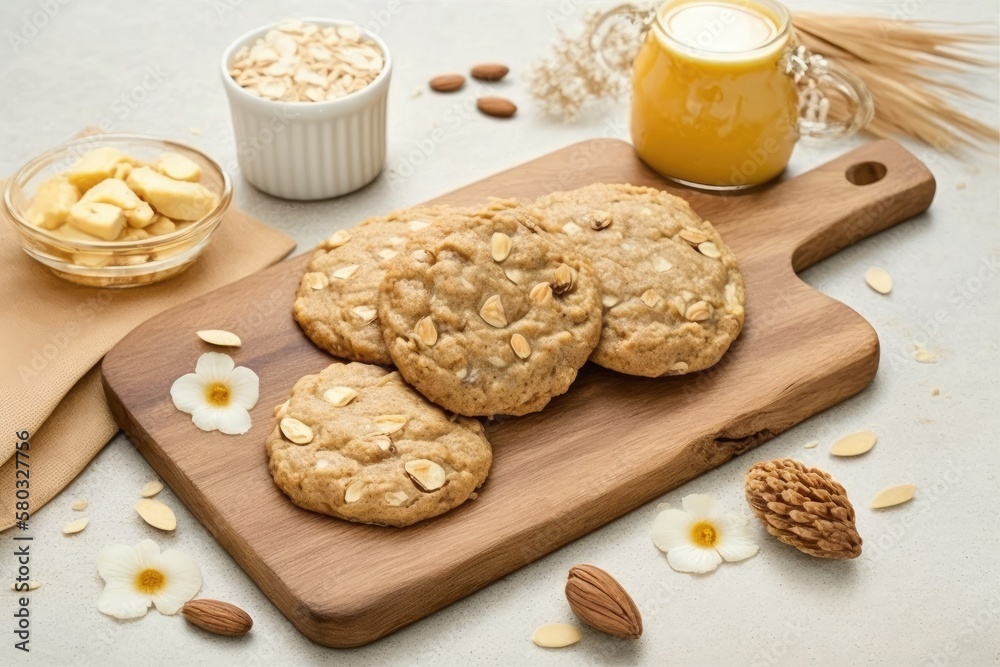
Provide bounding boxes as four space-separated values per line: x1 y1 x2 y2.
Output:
1 1 998 666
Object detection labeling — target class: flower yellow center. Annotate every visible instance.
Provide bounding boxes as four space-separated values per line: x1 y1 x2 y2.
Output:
205 382 231 406
135 568 166 594
690 521 718 548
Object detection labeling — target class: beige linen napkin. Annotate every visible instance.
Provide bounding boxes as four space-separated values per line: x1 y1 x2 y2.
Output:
0 189 295 531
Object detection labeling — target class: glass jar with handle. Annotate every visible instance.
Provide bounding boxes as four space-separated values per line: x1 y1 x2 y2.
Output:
593 0 874 190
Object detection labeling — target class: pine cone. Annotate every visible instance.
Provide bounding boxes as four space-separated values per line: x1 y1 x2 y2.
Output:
744 459 862 559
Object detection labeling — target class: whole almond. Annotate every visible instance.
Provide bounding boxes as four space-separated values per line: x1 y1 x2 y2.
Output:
471 63 509 81
429 73 465 92
565 564 642 639
181 599 253 636
477 97 517 118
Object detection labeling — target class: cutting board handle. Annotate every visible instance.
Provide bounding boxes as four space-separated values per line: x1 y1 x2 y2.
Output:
747 140 936 272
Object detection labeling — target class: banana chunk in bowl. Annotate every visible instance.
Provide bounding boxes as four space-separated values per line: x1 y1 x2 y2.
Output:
3 134 231 287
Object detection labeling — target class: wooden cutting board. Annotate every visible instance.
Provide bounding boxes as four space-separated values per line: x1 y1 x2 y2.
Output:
102 139 934 648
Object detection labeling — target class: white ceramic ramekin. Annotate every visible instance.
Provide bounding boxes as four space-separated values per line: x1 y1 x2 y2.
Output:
220 18 391 201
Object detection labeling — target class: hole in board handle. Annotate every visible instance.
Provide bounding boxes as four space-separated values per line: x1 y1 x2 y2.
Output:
846 162 888 186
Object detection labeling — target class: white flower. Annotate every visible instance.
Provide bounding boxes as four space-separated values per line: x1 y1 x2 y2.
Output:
96 539 202 619
170 352 259 435
652 493 759 574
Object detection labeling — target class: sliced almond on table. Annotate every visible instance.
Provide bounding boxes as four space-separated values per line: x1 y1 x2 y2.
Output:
830 430 877 456
405 459 447 491
196 330 242 347
803 440 820 449
70 498 88 511
532 623 582 648
62 518 89 535
9 580 41 591
140 480 163 498
135 499 176 531
323 386 358 407
871 484 916 509
865 267 893 294
280 418 314 444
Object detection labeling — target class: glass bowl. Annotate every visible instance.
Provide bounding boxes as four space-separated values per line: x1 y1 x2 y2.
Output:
3 134 232 288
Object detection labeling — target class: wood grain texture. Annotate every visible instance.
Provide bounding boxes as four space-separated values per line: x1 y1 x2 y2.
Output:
102 139 935 648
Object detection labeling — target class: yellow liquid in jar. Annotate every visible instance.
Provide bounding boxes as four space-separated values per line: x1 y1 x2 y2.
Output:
630 0 799 188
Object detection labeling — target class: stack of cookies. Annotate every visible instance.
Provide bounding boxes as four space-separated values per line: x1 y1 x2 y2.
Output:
266 184 745 526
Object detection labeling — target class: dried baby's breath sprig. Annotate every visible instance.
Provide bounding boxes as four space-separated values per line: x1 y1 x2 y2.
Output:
526 9 644 121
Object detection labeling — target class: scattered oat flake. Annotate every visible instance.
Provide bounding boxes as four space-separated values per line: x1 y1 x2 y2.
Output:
931 388 940 396
871 484 916 509
656 502 671 511
914 345 938 363
864 267 892 294
134 499 177 531
70 498 88 511
956 182 966 190
62 518 89 535
141 480 164 498
10 581 41 591
196 329 242 347
532 623 582 648
803 440 819 449
830 430 877 457
189 127 203 136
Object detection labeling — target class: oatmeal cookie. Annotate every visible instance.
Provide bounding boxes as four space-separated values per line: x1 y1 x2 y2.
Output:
266 362 491 527
293 205 464 365
378 205 602 416
529 183 745 376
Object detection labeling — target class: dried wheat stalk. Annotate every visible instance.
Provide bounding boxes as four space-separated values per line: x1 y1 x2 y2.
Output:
793 13 997 149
